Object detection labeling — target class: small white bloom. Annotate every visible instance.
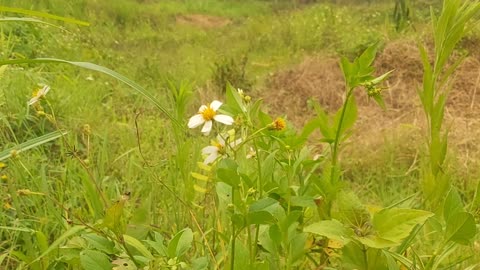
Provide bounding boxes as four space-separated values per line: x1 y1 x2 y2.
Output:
188 100 234 136
28 85 50 106
246 147 256 159
86 75 94 81
202 135 242 164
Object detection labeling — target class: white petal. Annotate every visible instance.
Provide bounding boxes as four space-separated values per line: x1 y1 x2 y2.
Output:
214 114 234 125
198 105 207 113
42 85 50 95
231 138 243 147
28 97 39 106
204 152 218 164
202 146 218 155
216 135 226 146
188 114 205 128
210 100 223 111
201 120 213 135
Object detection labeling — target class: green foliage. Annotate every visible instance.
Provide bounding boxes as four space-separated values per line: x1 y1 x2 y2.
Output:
212 55 253 93
1 0 480 269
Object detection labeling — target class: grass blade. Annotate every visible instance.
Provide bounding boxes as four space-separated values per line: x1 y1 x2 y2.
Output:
0 58 179 126
0 130 67 161
0 6 89 26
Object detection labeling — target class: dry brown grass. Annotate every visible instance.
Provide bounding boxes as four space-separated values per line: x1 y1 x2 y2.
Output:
260 39 480 171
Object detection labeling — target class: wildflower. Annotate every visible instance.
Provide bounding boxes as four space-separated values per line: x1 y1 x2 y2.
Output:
246 147 256 159
0 162 6 169
1 175 7 181
188 100 234 135
269 117 286 131
10 150 18 158
28 85 50 106
3 201 13 210
202 134 242 164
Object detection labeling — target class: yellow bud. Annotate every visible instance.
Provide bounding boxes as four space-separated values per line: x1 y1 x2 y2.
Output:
1 174 8 181
0 162 6 169
269 117 286 131
10 150 18 158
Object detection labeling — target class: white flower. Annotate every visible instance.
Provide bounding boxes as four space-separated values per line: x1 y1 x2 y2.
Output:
246 147 256 159
202 135 242 164
188 100 234 135
28 85 50 106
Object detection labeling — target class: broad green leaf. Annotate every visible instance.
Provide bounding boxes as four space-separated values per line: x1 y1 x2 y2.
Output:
249 197 278 212
102 198 127 236
216 159 240 186
444 188 464 221
123 234 154 260
247 211 276 225
0 58 178 126
82 234 116 254
0 130 67 161
167 228 193 258
303 219 353 245
331 191 370 227
445 211 476 245
372 208 434 243
145 232 167 256
355 235 397 249
0 6 89 26
225 83 246 115
290 196 316 208
79 250 112 270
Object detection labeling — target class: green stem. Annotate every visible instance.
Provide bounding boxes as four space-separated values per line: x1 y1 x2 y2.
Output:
230 186 236 270
331 87 354 168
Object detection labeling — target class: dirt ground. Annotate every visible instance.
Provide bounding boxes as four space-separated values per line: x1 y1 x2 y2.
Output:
262 39 480 167
176 14 231 28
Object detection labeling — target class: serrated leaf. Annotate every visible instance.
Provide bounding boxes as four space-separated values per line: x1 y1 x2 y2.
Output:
304 219 353 245
372 208 434 243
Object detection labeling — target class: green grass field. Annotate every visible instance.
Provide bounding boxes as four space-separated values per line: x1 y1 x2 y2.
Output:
1 0 480 269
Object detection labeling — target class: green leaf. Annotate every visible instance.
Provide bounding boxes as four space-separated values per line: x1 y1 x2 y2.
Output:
102 198 127 236
444 188 464 222
303 219 353 245
167 228 193 258
79 250 112 270
249 197 278 212
145 232 167 256
372 208 434 243
290 196 316 208
123 234 154 260
445 211 476 245
32 226 84 264
0 130 67 161
0 58 178 126
216 159 240 186
247 211 276 225
0 6 90 26
192 257 209 270
355 235 397 249
82 234 116 254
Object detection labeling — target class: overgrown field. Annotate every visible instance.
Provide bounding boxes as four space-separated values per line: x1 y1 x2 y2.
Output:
1 0 480 269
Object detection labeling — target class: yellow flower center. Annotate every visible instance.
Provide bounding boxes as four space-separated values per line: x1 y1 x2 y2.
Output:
215 142 226 154
32 90 40 98
271 118 286 131
201 106 216 121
